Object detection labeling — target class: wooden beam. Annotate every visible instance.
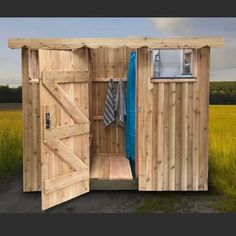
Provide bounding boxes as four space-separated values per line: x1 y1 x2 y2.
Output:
43 71 89 83
8 37 224 50
92 115 104 120
92 78 127 82
44 123 89 140
44 169 88 194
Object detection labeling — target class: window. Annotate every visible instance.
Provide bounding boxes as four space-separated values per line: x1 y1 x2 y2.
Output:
151 49 194 79
181 49 193 76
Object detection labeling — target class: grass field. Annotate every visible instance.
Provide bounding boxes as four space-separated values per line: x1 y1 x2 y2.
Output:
208 105 236 212
0 104 22 179
0 103 235 212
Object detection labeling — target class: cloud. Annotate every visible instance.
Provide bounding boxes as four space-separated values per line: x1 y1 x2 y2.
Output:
150 18 236 37
150 18 236 80
150 18 188 35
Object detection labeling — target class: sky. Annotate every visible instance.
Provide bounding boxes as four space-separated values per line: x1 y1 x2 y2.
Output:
0 18 235 87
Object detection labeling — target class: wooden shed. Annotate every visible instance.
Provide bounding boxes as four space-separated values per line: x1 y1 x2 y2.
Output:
8 37 224 210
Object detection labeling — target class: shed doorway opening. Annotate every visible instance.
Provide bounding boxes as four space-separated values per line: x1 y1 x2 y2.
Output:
89 48 137 183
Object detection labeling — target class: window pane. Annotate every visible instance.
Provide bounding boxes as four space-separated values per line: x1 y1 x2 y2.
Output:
151 49 193 78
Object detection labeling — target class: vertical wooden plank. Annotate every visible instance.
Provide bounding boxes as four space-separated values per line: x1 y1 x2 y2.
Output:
192 49 200 190
168 82 176 190
31 83 40 191
187 83 194 190
175 83 182 190
98 156 110 179
22 48 41 192
162 84 169 191
181 82 188 191
192 83 200 190
115 124 119 154
95 83 100 154
144 48 153 190
198 47 210 191
109 156 121 180
28 50 39 81
137 48 146 190
157 83 165 190
151 84 158 190
90 156 101 179
73 48 90 196
22 48 30 191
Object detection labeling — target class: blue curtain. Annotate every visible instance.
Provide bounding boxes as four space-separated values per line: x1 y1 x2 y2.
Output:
125 51 136 162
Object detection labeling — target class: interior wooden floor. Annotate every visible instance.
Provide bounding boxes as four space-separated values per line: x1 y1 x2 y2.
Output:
90 155 133 180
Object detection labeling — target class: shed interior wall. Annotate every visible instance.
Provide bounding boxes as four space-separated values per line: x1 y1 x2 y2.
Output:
89 47 134 180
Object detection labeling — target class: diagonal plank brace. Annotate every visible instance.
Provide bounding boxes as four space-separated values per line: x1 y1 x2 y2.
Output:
45 138 88 170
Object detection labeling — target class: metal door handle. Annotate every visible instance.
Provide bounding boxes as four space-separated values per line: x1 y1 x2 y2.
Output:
45 112 50 129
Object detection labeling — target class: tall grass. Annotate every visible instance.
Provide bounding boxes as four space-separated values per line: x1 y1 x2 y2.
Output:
209 105 236 211
209 106 236 195
0 110 22 178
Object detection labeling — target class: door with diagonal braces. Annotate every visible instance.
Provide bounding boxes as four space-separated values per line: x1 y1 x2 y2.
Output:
40 69 90 210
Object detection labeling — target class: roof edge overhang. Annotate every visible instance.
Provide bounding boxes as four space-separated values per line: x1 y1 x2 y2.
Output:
8 37 224 50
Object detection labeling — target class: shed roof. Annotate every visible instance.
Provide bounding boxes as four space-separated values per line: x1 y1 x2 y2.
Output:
8 37 224 50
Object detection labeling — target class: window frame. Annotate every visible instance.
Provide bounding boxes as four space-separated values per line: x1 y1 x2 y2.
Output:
151 48 197 83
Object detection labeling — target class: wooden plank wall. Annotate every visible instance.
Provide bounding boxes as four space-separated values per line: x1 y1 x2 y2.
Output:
90 48 130 156
22 48 41 192
137 47 210 191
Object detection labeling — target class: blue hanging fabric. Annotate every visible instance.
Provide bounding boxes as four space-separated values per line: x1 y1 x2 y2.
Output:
125 51 136 162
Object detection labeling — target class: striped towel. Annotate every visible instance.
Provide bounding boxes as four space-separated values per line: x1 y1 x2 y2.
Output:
115 79 126 127
103 79 116 128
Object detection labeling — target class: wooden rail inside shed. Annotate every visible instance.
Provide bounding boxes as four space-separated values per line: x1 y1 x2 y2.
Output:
8 37 224 210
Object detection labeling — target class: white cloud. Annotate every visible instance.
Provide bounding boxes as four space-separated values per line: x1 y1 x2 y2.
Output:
150 18 186 34
150 18 236 81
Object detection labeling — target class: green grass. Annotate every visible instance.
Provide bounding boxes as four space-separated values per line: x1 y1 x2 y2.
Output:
209 105 236 212
0 106 22 179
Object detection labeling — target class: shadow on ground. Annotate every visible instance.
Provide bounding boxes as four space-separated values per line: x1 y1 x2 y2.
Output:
0 176 223 213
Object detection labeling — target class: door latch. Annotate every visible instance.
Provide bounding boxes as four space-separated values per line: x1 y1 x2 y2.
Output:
45 112 50 129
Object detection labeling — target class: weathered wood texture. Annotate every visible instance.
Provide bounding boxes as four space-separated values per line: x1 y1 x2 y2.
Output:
137 47 210 191
9 37 224 49
90 48 130 156
90 155 133 180
39 48 91 210
22 49 41 192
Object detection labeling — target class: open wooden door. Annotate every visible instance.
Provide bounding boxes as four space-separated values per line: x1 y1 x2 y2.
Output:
39 49 91 210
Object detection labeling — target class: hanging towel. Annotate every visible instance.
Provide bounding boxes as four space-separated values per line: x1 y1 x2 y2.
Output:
103 79 116 128
125 51 136 162
115 79 126 127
